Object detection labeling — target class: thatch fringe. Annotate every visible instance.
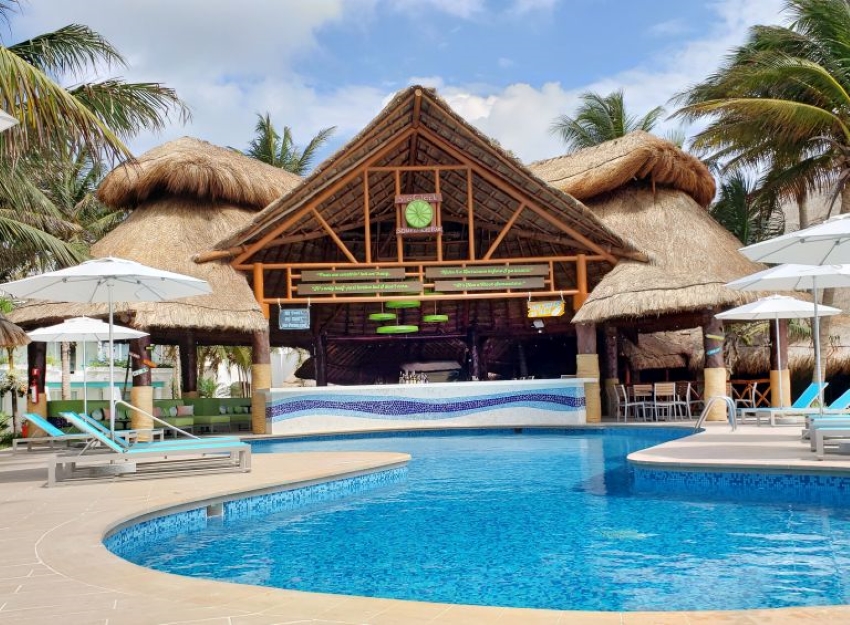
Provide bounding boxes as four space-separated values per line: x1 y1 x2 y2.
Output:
97 137 302 211
529 131 716 208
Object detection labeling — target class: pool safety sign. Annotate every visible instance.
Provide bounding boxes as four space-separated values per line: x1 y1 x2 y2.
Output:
279 307 311 330
527 300 565 318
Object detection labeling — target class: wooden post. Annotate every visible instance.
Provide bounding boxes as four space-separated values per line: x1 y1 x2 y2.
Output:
315 333 328 387
602 324 619 418
25 342 47 430
179 331 198 398
576 322 601 423
251 327 272 435
253 263 269 319
573 254 588 310
467 323 481 380
770 318 791 407
129 335 154 440
702 315 727 421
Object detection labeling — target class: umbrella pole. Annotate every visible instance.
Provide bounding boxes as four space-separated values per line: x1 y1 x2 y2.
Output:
108 283 115 437
813 278 824 415
775 315 784 409
82 341 87 416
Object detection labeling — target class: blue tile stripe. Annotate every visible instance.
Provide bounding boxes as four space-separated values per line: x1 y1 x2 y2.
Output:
268 388 585 422
633 465 850 506
104 466 407 560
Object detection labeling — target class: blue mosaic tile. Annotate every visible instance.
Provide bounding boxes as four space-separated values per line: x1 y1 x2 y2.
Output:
104 466 406 560
633 465 850 506
267 388 585 422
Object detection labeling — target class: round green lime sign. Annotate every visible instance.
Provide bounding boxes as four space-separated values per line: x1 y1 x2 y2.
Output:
404 199 434 228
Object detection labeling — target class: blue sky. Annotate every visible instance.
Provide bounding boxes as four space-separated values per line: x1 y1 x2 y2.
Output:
8 0 786 167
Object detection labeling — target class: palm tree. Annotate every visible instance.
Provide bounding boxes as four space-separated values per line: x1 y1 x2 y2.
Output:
710 171 786 244
246 113 335 175
674 0 850 383
0 7 190 277
550 90 666 152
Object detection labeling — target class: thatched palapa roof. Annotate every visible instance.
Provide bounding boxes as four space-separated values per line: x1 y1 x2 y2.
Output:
97 136 302 210
10 138 302 344
529 130 716 208
529 132 762 325
208 85 638 265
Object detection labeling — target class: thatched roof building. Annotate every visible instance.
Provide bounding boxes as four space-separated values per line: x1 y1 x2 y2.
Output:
529 131 763 329
9 137 302 345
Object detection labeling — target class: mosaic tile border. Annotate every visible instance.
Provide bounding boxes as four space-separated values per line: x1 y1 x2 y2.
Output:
268 388 585 422
104 466 407 560
632 464 850 507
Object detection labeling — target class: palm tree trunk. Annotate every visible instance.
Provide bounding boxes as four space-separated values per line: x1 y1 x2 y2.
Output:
61 342 71 400
795 188 810 230
814 184 850 388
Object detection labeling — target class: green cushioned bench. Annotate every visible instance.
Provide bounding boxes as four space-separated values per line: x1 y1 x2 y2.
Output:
47 397 252 435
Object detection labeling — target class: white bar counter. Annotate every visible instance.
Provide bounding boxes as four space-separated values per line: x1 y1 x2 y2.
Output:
260 377 591 436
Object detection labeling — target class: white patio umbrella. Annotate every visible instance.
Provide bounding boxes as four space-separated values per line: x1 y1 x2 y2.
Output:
0 109 18 132
27 317 148 415
1 258 211 434
739 213 850 266
715 295 841 408
725 263 850 410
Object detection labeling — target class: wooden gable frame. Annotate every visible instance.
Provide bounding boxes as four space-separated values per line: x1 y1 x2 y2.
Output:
208 87 643 318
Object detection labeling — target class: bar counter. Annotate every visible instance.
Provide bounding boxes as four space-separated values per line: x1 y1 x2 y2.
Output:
260 377 590 436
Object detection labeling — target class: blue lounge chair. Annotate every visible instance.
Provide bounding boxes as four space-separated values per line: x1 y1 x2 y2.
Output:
47 412 251 486
739 382 828 426
12 413 94 452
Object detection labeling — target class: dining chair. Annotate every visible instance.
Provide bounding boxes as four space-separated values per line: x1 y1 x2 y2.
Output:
630 384 654 421
653 382 686 421
616 384 645 422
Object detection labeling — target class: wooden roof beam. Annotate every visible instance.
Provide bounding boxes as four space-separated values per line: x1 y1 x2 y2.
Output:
416 125 630 265
233 127 417 265
312 207 358 263
483 202 525 260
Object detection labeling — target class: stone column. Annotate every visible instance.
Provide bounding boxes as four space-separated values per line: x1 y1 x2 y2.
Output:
702 315 727 421
769 318 791 407
129 335 154 441
251 327 271 435
576 322 601 423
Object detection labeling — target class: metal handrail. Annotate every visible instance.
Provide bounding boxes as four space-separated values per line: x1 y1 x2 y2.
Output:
114 398 200 439
695 395 737 431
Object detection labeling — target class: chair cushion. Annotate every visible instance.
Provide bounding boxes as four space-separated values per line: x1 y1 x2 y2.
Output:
176 405 194 417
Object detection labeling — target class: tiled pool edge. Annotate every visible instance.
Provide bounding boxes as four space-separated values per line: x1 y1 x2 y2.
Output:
631 462 850 506
104 463 408 559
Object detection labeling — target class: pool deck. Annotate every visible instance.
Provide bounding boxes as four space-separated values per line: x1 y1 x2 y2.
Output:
2 422 850 624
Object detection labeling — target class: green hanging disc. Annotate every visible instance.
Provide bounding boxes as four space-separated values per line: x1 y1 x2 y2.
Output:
385 300 421 309
422 314 449 323
376 325 419 334
368 312 397 322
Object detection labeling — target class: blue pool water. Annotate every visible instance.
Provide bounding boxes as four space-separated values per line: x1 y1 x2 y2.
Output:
112 429 850 612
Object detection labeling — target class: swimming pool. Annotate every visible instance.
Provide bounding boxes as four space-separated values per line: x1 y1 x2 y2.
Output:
109 428 850 612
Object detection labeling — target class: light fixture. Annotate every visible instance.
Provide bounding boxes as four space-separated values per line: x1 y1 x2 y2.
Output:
533 319 544 333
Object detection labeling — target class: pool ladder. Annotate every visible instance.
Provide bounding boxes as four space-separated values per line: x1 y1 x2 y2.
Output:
694 395 738 431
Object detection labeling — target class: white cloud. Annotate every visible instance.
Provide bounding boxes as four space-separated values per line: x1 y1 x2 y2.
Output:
6 0 790 165
648 18 690 37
